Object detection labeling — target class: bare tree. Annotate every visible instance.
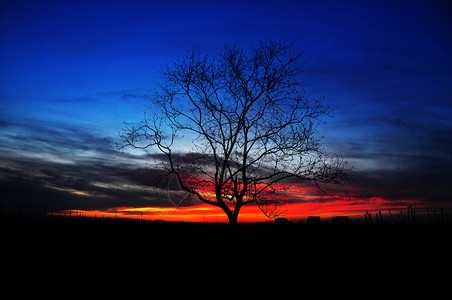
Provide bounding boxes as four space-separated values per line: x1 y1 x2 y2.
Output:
120 41 348 223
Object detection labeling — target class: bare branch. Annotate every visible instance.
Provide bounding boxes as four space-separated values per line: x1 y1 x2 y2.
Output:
119 41 350 223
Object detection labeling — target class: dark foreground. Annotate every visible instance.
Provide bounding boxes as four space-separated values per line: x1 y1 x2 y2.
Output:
2 216 451 286
2 216 450 249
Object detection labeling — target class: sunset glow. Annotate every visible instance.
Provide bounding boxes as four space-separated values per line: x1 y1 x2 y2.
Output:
56 196 426 223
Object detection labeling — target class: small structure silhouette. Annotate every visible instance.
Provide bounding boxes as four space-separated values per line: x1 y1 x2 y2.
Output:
307 216 321 225
274 217 290 224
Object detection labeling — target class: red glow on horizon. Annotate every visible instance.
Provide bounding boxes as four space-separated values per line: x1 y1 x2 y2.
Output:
55 196 429 223
51 177 445 223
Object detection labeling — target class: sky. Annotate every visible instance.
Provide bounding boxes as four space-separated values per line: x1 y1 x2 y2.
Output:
1 0 452 222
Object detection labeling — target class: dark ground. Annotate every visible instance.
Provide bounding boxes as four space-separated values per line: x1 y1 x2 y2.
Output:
2 216 451 290
1 217 448 299
2 216 450 250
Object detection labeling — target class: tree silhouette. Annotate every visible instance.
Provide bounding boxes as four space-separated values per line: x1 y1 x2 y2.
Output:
120 41 348 223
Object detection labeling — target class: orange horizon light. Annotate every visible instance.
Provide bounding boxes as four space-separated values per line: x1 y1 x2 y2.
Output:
52 195 429 223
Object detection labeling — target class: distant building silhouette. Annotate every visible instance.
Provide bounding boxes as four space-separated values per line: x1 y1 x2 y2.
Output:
274 217 290 224
307 216 321 224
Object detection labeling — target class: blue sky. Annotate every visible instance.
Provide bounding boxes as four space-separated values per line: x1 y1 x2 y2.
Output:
1 0 452 218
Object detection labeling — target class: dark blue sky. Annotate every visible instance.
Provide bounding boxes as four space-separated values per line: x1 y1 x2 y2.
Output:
1 0 452 217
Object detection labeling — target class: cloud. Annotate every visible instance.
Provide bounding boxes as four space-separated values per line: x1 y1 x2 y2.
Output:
334 126 452 206
2 104 451 218
315 94 452 210
0 117 191 216
0 150 190 216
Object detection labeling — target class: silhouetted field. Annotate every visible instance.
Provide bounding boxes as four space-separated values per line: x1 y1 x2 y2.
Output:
2 215 450 276
2 215 450 249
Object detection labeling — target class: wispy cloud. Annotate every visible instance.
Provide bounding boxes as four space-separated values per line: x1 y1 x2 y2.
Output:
2 109 451 218
0 117 186 215
323 112 452 207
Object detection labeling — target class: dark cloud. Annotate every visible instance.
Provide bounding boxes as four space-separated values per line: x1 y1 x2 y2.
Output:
325 111 452 206
0 156 189 216
0 118 115 164
117 89 149 102
0 118 189 216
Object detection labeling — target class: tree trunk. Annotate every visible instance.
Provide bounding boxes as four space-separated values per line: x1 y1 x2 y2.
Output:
227 213 238 224
219 202 240 224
